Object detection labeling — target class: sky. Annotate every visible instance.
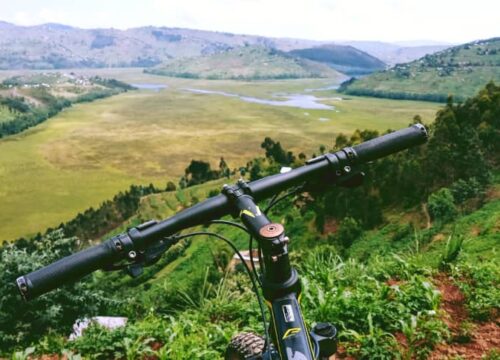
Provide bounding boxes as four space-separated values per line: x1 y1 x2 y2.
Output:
0 0 499 44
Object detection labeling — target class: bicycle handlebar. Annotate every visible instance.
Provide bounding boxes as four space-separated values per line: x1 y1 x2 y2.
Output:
16 124 427 300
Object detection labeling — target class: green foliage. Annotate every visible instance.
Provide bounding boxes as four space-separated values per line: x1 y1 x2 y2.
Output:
451 261 500 321
450 178 484 205
428 188 458 223
336 217 363 248
298 247 446 358
344 314 398 359
183 160 223 187
10 347 35 360
261 137 295 165
439 233 465 271
0 74 131 139
0 230 110 351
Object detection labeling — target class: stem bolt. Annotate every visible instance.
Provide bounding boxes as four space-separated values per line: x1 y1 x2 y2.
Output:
128 251 137 259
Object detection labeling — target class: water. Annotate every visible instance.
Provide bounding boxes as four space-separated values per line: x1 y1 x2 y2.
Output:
131 83 168 91
305 84 340 92
184 88 335 110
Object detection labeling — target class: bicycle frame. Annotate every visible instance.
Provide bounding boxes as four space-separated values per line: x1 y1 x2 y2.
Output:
223 182 317 359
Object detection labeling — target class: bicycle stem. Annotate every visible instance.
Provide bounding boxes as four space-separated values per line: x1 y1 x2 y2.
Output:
223 181 316 359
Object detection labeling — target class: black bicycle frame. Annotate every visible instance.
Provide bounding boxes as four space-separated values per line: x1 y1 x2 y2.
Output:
223 182 315 359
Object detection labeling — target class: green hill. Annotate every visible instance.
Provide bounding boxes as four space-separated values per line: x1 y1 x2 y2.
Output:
146 46 343 80
289 44 387 75
341 38 500 101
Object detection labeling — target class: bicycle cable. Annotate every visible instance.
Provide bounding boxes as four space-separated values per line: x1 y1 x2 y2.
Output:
174 230 271 352
263 183 305 214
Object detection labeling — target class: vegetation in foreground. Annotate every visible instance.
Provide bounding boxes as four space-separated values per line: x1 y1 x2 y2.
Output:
0 83 498 358
340 38 500 102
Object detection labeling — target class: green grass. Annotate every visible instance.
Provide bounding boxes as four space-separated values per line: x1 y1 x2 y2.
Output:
0 71 439 240
0 105 16 123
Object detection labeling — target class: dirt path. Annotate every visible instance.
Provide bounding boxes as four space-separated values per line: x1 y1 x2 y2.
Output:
429 274 500 359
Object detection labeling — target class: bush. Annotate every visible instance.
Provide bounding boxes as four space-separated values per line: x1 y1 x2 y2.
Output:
428 188 458 223
0 230 110 353
450 177 484 205
336 217 363 248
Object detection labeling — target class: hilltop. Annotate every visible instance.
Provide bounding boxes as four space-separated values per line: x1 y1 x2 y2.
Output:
146 46 343 80
0 21 450 72
340 37 500 101
0 22 324 70
341 40 450 66
289 44 386 75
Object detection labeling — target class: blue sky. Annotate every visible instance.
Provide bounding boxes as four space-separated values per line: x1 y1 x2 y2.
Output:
1 0 498 43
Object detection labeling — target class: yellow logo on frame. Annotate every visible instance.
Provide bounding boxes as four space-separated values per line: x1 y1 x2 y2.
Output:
282 327 301 340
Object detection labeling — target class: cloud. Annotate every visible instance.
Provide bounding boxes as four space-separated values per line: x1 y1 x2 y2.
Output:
2 0 499 43
13 12 35 26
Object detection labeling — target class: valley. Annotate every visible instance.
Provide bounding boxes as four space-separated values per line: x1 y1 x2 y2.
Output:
0 69 439 241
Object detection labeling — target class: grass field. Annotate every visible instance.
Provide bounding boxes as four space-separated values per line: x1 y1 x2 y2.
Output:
0 69 440 240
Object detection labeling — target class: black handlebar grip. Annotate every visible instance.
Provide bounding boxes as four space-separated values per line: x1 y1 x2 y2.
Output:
352 123 428 164
16 240 118 300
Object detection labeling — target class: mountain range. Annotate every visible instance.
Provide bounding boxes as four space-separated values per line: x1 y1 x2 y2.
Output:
0 21 449 72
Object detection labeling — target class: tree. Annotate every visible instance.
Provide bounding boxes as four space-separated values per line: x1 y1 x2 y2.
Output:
184 160 219 186
166 181 177 192
219 157 230 178
261 137 294 165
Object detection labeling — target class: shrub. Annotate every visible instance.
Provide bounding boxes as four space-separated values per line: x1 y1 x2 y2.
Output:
336 217 363 248
428 188 458 223
439 233 465 271
0 230 110 353
450 177 484 205
452 262 500 321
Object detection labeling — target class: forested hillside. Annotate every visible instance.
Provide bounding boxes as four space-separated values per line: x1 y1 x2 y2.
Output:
0 73 133 138
289 44 386 75
340 38 500 102
1 83 498 359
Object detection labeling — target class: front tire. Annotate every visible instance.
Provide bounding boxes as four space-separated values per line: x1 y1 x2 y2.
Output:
225 332 265 360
